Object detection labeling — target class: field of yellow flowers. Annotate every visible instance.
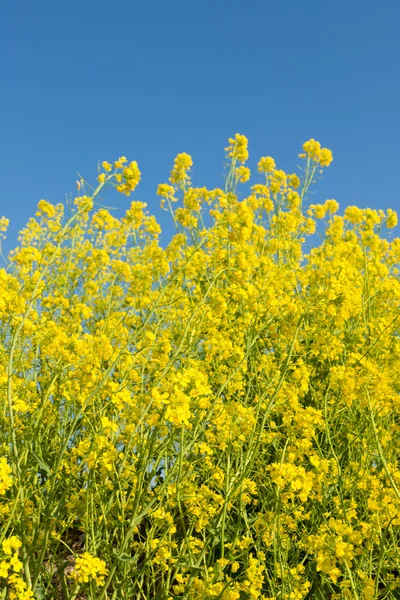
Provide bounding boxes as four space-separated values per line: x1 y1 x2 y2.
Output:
0 135 400 599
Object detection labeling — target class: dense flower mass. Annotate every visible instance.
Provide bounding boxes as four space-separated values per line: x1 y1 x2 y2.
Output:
0 136 399 599
72 552 108 586
0 458 12 495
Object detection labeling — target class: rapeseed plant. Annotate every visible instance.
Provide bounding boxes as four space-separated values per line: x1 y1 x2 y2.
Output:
0 135 399 599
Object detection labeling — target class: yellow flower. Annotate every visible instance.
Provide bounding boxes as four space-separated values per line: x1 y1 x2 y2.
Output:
0 216 9 236
6 574 34 599
0 458 12 495
289 173 301 189
325 199 339 213
303 138 321 160
319 147 333 167
302 140 332 167
101 161 112 172
328 568 341 584
235 166 251 183
36 200 56 218
0 560 9 578
387 208 398 228
225 133 249 163
114 156 128 169
72 552 108 586
169 152 193 186
344 205 363 224
157 183 176 199
115 161 141 196
73 195 93 211
2 536 21 556
258 156 276 173
9 553 23 573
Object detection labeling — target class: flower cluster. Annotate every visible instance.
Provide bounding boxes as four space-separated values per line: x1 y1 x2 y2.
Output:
169 152 193 187
1 135 399 599
0 537 33 599
0 457 12 495
72 551 109 586
300 138 333 166
96 157 141 196
225 133 249 163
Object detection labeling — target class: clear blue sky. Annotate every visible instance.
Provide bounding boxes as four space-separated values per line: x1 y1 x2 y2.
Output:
1 0 399 253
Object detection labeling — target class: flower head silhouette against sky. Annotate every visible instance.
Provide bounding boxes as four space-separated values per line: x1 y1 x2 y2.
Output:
1 0 399 252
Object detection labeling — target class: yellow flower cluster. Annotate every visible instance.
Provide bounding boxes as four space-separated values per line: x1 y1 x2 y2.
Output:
1 135 399 599
225 133 249 163
0 537 33 599
96 156 141 196
235 165 251 183
116 160 141 196
258 156 276 173
300 138 333 166
72 551 109 586
169 152 193 187
0 457 12 495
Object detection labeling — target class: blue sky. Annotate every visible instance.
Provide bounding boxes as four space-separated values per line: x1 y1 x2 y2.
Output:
1 0 399 253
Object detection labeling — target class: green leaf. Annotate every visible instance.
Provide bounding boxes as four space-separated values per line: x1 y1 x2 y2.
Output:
112 548 138 563
31 450 52 475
